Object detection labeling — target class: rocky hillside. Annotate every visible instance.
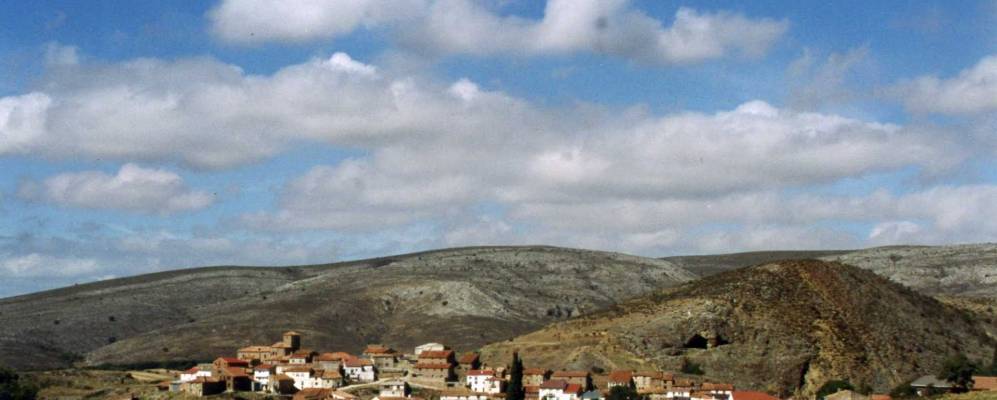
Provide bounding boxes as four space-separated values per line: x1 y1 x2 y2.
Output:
0 246 695 371
665 244 997 297
479 260 995 397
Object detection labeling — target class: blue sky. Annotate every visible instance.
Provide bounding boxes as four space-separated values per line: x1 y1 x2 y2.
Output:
2 0 997 297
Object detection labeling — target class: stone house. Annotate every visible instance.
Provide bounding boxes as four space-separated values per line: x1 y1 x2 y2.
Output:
381 380 411 397
551 371 591 391
607 371 634 389
181 377 226 396
524 369 550 387
634 372 672 392
365 345 401 369
459 352 481 371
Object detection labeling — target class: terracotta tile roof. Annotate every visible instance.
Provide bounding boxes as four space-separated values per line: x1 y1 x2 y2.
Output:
565 384 583 394
224 367 249 378
525 386 540 393
273 374 294 381
415 363 453 369
217 357 249 365
345 358 374 368
731 392 779 400
322 370 343 379
634 371 666 378
552 371 589 378
284 366 313 373
459 352 480 364
975 376 997 391
524 368 548 376
702 383 734 391
468 369 496 376
540 380 568 390
365 345 397 355
675 379 695 387
420 350 455 359
294 388 333 400
441 387 479 396
608 371 633 383
871 395 891 400
184 367 199 374
317 352 354 361
255 364 273 371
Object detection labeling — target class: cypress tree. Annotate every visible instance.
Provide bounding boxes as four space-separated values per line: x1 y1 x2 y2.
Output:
507 352 524 400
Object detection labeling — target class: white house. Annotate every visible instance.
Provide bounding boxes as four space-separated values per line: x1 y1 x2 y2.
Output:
666 387 693 400
344 358 377 383
441 388 493 400
701 383 733 400
539 380 582 400
284 366 314 389
467 370 503 394
180 367 213 382
254 365 273 387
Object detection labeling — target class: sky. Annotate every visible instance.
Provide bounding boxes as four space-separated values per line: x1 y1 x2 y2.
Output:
1 0 997 297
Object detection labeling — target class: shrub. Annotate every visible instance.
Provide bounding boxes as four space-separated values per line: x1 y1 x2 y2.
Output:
938 353 979 392
0 366 39 400
680 358 704 375
889 380 917 399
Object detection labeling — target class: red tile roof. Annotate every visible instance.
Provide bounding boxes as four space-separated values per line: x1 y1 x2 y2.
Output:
540 380 568 390
184 367 199 374
415 363 453 369
564 384 583 394
364 345 397 355
317 352 354 361
871 395 891 400
344 358 373 367
975 376 997 391
224 367 249 378
420 350 454 359
216 357 249 365
525 386 540 393
294 388 333 400
608 371 633 383
732 391 780 400
703 383 734 391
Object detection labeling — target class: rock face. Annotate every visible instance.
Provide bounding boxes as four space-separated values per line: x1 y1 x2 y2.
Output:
480 260 995 397
0 246 695 370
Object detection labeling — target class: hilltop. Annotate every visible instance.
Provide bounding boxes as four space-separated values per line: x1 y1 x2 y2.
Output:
664 244 997 297
0 246 694 371
479 259 995 397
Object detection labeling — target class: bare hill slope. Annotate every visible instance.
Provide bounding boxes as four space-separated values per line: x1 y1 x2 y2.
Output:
0 246 694 370
480 259 995 397
664 244 997 296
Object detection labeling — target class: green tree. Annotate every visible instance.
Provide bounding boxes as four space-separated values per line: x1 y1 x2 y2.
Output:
889 380 917 399
0 367 38 400
679 358 704 375
607 385 643 400
938 353 979 392
816 380 854 399
507 352 524 400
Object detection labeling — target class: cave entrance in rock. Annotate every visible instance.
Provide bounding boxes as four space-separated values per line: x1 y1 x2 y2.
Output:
684 333 709 349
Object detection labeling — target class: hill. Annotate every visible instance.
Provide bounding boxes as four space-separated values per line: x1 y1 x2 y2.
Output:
478 259 995 397
0 246 695 371
664 244 997 297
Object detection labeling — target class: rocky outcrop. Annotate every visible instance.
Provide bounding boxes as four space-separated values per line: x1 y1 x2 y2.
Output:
480 260 995 397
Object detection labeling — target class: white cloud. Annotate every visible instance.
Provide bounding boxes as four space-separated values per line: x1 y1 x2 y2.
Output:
208 0 427 43
405 1 788 64
892 54 997 115
208 0 786 64
20 163 214 214
0 253 99 278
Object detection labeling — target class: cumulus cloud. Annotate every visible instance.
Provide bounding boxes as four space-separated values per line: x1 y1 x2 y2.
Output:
208 0 426 43
891 54 997 114
404 1 788 64
19 163 213 214
208 0 787 64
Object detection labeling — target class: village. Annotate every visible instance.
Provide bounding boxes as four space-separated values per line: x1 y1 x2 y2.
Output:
162 332 997 400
